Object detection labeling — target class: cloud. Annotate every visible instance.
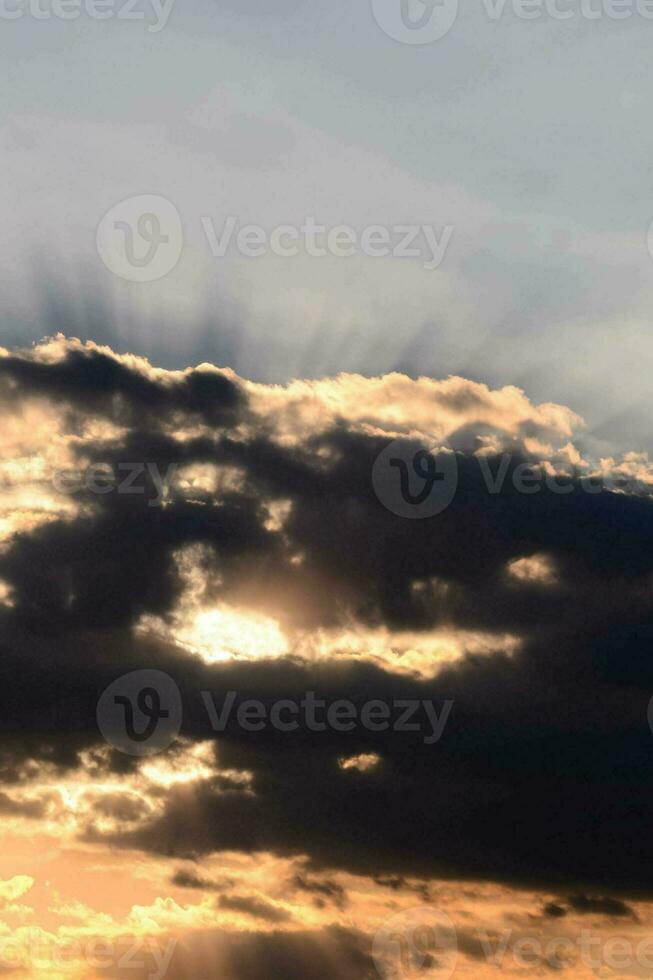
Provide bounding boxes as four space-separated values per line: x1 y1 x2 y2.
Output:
543 902 567 918
291 874 347 910
567 894 637 919
244 371 582 447
2 337 653 901
171 869 232 892
0 336 242 429
0 877 33 904
216 894 293 924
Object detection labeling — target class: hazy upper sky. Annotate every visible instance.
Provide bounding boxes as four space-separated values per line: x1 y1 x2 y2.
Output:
2 0 652 452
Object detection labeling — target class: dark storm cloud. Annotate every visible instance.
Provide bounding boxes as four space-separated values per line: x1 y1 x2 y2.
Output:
541 895 637 919
543 902 567 918
291 874 348 909
171 869 233 891
567 894 636 918
0 343 243 428
216 894 292 923
90 793 148 823
2 498 275 634
74 421 653 638
0 791 48 819
4 340 653 897
373 876 430 902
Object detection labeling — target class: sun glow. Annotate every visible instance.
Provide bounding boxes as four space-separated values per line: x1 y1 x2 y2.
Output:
174 606 288 663
140 741 219 788
137 546 290 664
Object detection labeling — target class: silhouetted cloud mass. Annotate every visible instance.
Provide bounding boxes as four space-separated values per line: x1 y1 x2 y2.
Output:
1 335 653 902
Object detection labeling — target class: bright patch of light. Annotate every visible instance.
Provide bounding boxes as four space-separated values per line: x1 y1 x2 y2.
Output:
508 554 557 586
137 546 289 664
299 625 520 679
339 753 381 773
174 607 288 664
140 741 216 788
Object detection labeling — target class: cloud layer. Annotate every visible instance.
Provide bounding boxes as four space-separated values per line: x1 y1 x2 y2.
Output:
1 337 653 975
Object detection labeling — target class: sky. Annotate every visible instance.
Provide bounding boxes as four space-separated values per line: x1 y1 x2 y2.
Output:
1 0 653 448
2 2 653 979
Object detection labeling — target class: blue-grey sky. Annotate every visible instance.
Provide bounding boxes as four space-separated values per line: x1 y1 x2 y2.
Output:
2 0 652 452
